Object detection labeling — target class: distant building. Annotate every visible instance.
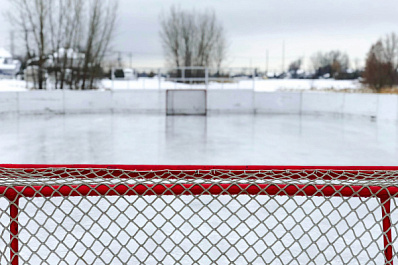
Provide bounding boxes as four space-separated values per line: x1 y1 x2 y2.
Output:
113 68 136 80
0 48 21 77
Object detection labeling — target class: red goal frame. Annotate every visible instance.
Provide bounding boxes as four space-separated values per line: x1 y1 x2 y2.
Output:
1 164 398 265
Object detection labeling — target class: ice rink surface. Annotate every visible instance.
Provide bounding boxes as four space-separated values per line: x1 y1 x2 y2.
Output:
1 113 398 263
0 113 397 166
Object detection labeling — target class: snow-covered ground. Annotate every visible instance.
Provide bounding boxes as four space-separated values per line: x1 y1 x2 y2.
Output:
101 78 361 91
1 114 396 264
0 79 28 92
0 77 362 92
253 78 361 91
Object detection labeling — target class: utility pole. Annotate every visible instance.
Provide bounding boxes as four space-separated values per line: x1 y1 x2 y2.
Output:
10 31 15 57
115 51 133 68
129 52 133 69
117 51 122 67
282 40 285 74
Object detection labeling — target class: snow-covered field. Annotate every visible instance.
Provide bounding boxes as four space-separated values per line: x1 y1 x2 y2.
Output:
1 114 396 264
101 78 361 92
0 77 361 92
0 79 28 92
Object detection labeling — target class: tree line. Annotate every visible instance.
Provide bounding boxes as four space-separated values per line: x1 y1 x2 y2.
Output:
288 51 360 80
287 32 398 92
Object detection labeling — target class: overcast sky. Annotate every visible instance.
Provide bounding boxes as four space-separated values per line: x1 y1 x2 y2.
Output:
0 0 398 71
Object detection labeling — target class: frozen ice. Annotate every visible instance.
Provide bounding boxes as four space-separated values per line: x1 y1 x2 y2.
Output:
0 113 397 166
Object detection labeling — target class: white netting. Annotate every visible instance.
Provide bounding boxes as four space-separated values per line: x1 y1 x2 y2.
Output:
0 167 397 264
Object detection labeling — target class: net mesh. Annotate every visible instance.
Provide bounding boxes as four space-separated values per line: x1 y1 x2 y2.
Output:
0 166 397 264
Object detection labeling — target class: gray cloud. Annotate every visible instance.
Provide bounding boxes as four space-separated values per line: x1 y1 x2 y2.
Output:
1 0 398 70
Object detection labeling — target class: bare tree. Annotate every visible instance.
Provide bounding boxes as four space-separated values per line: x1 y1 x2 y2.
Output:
80 0 118 90
288 58 302 77
160 6 228 70
213 26 227 75
46 0 84 90
330 51 349 77
7 0 52 89
363 33 398 91
310 50 349 79
8 0 118 90
159 6 182 68
382 32 398 70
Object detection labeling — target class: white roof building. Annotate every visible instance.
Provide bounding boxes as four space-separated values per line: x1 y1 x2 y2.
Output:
0 47 20 77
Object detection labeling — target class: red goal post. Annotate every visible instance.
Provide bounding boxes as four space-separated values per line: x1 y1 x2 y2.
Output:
0 164 398 264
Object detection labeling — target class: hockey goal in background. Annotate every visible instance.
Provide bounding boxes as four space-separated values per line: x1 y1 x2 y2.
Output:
0 165 397 264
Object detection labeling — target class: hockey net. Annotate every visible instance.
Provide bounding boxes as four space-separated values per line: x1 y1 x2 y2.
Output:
0 165 397 264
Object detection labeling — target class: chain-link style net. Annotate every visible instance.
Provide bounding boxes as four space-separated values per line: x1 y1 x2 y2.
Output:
0 166 397 264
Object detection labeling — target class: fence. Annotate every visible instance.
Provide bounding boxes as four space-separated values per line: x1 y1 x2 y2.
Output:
0 165 398 264
111 67 257 90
